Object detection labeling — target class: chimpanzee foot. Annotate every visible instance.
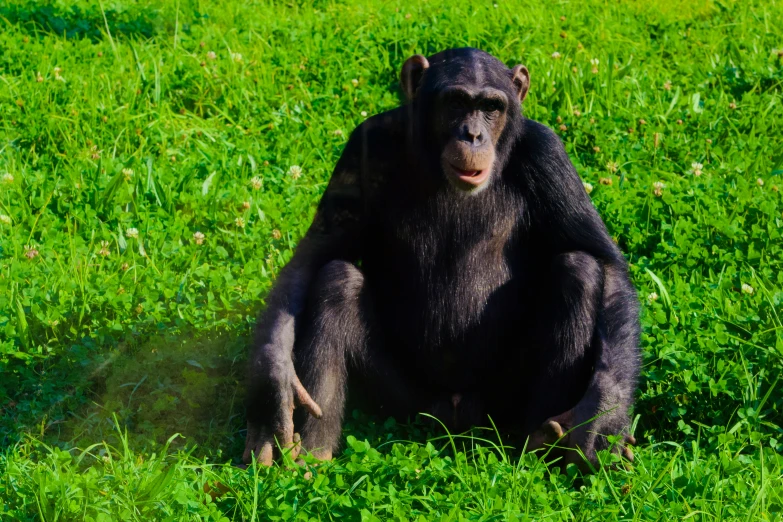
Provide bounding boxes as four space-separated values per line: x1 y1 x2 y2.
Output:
308 448 333 461
293 447 332 468
528 408 575 451
621 434 636 462
528 408 635 469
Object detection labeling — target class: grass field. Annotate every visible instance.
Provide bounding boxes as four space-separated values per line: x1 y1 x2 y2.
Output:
1 0 783 519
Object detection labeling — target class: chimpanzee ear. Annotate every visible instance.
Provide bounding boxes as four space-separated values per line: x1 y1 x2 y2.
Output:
510 64 530 102
400 54 430 101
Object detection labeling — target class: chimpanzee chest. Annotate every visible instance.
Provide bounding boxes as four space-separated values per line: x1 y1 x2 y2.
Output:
364 191 525 387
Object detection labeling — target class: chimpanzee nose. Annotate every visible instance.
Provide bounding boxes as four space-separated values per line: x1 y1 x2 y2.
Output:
462 125 483 145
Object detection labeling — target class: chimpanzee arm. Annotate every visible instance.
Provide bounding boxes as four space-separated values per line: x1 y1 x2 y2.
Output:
519 121 622 263
244 131 365 465
520 121 641 465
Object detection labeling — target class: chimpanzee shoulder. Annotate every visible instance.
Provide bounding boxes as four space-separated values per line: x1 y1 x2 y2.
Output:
504 118 587 208
345 107 408 157
512 118 575 173
339 106 419 200
506 118 622 261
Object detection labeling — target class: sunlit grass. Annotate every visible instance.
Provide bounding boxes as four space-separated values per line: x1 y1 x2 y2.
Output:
1 0 782 519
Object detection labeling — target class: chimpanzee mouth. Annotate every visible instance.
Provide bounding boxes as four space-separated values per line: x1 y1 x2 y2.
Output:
447 164 491 187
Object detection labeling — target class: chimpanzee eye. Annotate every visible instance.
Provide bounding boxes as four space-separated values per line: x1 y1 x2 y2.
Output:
451 99 468 111
482 99 505 113
445 92 471 112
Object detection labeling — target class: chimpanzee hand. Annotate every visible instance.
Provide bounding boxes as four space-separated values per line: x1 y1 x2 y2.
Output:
528 407 635 470
243 355 322 466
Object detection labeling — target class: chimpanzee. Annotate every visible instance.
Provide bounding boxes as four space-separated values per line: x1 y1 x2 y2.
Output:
244 48 640 469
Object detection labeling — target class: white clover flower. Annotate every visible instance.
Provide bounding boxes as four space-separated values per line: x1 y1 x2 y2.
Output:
551 51 562 59
663 80 672 91
590 58 599 66
272 229 282 240
0 215 10 225
250 176 263 190
99 240 111 257
287 165 303 180
193 231 205 245
647 292 659 303
207 51 217 60
125 227 139 239
231 53 243 63
122 168 134 181
741 283 754 295
757 178 764 186
583 181 593 194
235 217 246 228
1 173 14 184
351 79 359 87
691 162 703 176
24 245 39 259
606 161 619 173
360 111 368 117
653 181 665 196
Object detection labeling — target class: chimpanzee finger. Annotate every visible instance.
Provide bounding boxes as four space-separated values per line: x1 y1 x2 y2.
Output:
285 432 302 461
257 439 275 466
273 421 294 451
529 419 567 450
625 434 637 446
292 375 323 418
271 396 297 458
622 444 634 462
242 422 261 464
246 425 275 466
545 420 565 440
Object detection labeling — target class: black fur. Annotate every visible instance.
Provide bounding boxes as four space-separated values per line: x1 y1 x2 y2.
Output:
245 48 641 467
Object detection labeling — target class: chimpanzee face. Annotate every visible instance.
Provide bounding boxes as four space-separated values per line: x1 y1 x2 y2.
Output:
433 83 510 191
400 48 530 193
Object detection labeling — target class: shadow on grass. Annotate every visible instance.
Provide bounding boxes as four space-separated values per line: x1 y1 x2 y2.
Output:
50 331 249 460
7 326 510 467
32 329 436 465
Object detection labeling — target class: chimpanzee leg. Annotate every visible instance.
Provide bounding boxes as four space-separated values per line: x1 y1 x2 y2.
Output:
521 252 604 426
292 260 367 460
293 260 422 459
525 252 640 465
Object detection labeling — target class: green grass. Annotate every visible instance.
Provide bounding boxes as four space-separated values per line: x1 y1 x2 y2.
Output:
1 0 783 519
